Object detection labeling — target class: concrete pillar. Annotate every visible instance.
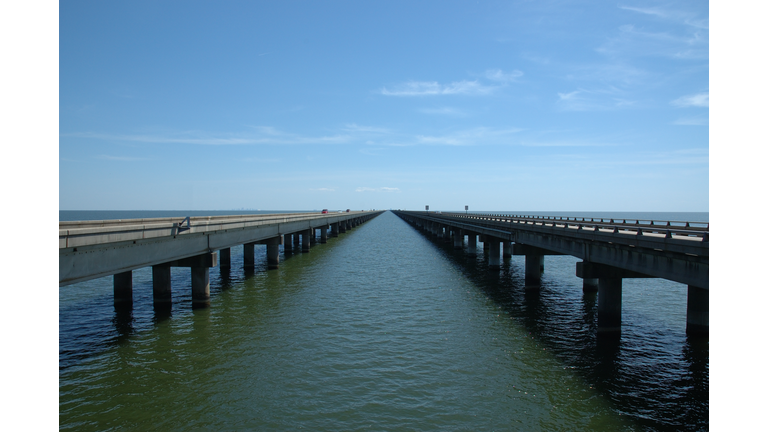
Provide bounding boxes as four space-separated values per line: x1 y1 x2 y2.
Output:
293 232 301 248
243 242 256 267
191 266 210 304
453 229 463 249
443 226 451 242
489 237 501 269
152 265 172 303
114 271 133 305
310 228 317 245
283 234 293 252
340 222 347 233
598 278 622 333
525 254 543 287
686 285 708 335
583 278 599 293
331 222 339 237
266 237 281 269
302 229 311 252
467 232 477 254
219 248 231 268
503 241 512 258
321 225 328 243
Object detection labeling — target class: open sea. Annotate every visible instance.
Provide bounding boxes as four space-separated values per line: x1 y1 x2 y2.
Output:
59 210 708 431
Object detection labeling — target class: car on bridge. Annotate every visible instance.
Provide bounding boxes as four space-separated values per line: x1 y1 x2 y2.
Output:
321 209 328 214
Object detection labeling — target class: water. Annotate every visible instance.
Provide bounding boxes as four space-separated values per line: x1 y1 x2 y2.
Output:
59 211 708 431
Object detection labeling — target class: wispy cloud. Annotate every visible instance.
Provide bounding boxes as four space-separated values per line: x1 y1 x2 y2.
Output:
66 128 353 146
380 80 497 96
95 155 148 161
414 127 523 146
484 68 523 82
671 92 709 107
355 187 401 192
417 107 468 116
672 117 708 126
556 88 636 111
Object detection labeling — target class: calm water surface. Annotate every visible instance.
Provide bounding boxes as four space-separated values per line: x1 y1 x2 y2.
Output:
59 211 707 430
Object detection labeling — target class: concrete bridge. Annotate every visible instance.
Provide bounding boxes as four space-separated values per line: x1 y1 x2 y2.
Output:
392 210 708 335
60 211 384 305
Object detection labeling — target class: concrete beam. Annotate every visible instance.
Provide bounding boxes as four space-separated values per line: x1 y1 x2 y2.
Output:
576 261 653 279
512 243 565 256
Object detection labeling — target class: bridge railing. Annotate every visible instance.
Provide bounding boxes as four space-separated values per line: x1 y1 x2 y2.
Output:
59 211 374 249
407 211 709 242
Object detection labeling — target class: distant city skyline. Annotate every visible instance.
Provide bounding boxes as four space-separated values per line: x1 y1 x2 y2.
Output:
59 1 709 212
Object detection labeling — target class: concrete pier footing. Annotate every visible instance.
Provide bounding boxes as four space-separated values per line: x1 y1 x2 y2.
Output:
598 278 622 333
152 265 172 303
244 242 256 267
302 229 311 252
467 233 477 254
583 278 599 292
686 285 708 335
283 234 293 252
489 238 501 269
114 271 133 304
525 255 543 287
321 225 328 243
266 236 281 269
191 267 210 304
331 222 339 237
503 242 512 258
219 248 231 268
453 229 463 249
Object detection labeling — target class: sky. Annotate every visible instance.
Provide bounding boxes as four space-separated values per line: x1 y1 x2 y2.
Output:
59 0 709 212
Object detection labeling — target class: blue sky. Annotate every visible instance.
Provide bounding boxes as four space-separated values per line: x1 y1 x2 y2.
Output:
59 0 709 211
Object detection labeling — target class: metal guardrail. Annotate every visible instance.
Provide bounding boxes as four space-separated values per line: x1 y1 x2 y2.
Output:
59 211 375 249
413 211 709 243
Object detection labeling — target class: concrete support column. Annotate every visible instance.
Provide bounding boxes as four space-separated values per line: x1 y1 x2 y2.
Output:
686 285 708 335
321 225 328 243
191 267 210 304
266 236 281 269
244 242 256 268
503 242 512 258
219 248 231 268
310 229 317 245
340 222 347 233
114 271 133 305
283 234 293 252
453 229 463 249
152 265 172 303
488 237 501 269
293 233 301 248
525 254 543 287
443 226 451 242
583 278 599 293
331 222 339 237
302 229 311 252
467 232 477 254
598 278 622 333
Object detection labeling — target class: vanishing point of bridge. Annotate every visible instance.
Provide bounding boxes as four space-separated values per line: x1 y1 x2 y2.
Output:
393 211 708 336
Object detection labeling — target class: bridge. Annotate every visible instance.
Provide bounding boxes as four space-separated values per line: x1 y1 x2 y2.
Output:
60 211 384 305
392 210 708 335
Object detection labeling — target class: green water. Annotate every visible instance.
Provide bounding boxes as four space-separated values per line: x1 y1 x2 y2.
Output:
60 211 705 430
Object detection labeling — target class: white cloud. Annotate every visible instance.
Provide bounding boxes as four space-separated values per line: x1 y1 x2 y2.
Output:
672 117 708 126
355 187 401 192
418 107 468 116
485 68 523 82
380 80 497 96
310 187 335 192
671 92 709 108
95 155 148 161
